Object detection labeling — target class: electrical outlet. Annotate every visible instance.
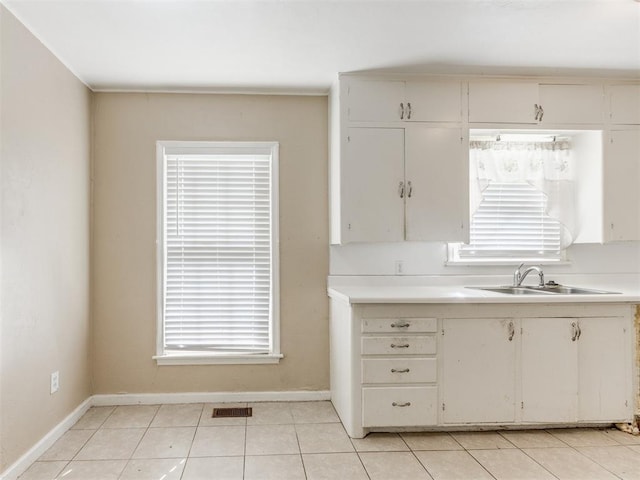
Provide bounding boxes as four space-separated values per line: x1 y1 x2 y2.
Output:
50 371 59 394
395 260 404 275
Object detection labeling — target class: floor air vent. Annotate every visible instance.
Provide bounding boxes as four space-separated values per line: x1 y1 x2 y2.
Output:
212 407 253 418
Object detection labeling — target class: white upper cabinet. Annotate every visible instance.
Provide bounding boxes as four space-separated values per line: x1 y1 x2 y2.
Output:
609 85 640 124
405 127 468 241
538 84 604 124
403 81 462 122
345 77 462 123
468 81 539 124
340 126 468 244
604 129 640 242
346 79 406 122
342 128 405 243
469 81 604 125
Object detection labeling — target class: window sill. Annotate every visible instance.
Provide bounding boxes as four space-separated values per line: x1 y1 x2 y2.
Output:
153 353 284 366
445 259 572 267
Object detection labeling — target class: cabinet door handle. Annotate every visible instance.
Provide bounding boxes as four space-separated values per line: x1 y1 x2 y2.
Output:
508 321 515 341
400 102 405 120
392 402 411 407
571 322 578 341
577 322 582 340
407 102 412 120
407 181 413 198
391 368 410 373
390 343 410 349
390 322 410 328
538 105 544 121
534 104 540 120
398 181 405 199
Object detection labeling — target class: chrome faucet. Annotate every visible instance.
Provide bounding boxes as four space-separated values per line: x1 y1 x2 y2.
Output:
513 263 545 287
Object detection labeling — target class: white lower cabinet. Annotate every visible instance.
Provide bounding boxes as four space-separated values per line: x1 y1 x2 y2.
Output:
521 318 579 422
363 387 438 427
442 318 516 424
578 317 631 421
329 301 636 438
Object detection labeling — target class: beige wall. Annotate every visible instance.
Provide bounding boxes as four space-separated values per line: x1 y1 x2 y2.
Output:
92 92 329 394
0 5 91 472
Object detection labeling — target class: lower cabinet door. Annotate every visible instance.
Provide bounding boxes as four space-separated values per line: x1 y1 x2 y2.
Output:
442 318 516 424
362 386 437 427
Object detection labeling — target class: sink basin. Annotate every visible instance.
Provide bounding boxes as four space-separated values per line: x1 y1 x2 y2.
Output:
534 285 619 295
473 286 555 295
468 285 619 295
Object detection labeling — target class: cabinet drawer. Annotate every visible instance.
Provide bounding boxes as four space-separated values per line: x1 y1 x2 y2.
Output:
362 358 436 384
362 336 436 355
362 317 437 333
362 386 437 427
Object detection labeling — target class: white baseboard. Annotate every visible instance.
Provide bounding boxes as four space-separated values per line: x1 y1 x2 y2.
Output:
92 390 331 406
0 390 331 480
0 398 92 480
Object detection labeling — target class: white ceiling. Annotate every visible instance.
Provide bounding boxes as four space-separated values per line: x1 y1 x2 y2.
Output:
3 0 640 94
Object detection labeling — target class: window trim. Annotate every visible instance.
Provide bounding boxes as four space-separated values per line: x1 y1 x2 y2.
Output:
155 140 280 365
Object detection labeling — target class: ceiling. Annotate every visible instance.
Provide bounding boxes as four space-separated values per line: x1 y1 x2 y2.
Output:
3 0 640 94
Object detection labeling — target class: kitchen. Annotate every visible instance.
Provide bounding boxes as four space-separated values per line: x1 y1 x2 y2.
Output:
1 1 640 479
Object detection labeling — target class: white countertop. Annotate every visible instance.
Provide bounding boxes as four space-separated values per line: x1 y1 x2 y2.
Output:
327 274 640 305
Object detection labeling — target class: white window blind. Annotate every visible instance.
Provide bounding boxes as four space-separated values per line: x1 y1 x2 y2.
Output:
459 182 561 258
159 142 279 357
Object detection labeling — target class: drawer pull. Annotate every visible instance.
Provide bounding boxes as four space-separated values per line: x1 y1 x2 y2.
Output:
390 368 410 373
390 322 410 328
390 343 410 349
392 401 411 407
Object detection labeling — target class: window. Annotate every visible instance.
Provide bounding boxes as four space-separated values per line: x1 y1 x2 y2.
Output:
450 132 578 263
155 141 281 365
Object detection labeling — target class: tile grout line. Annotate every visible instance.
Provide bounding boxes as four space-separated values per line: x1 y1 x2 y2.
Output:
175 403 205 480
43 407 117 480
290 403 309 479
347 434 372 480
560 434 631 480
242 404 248 480
117 404 165 479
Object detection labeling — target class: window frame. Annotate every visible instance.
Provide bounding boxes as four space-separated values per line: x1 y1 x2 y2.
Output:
154 140 282 365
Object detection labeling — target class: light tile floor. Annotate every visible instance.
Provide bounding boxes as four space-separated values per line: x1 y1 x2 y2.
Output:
17 401 640 479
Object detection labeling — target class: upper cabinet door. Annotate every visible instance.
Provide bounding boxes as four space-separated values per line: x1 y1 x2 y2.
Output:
468 81 539 124
404 81 462 122
604 130 640 242
405 127 468 241
346 79 405 122
538 84 604 124
610 85 640 125
342 128 405 243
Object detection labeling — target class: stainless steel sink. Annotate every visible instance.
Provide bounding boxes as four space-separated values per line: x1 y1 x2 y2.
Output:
534 285 619 295
473 286 556 295
468 285 619 295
